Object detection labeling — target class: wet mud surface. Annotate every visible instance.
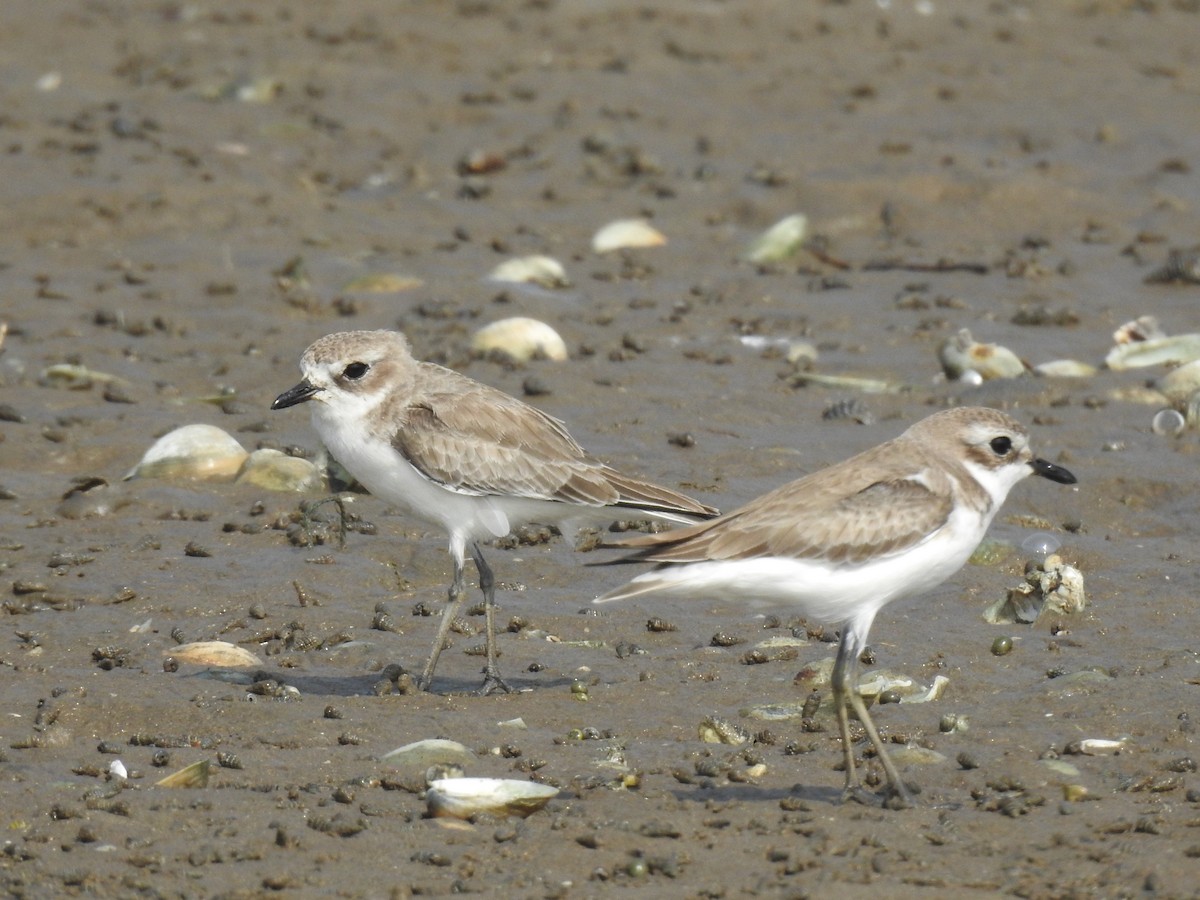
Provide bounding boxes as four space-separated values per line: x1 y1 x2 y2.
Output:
3 2 1200 897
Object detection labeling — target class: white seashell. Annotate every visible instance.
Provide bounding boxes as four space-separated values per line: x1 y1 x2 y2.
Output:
471 317 568 362
1033 359 1097 378
39 363 128 390
488 256 570 288
236 449 323 492
125 424 248 482
938 329 1026 381
380 739 475 770
1105 334 1200 370
1112 315 1165 345
109 760 128 780
591 218 667 254
497 718 528 730
744 214 808 263
167 641 263 668
1077 738 1127 756
753 635 808 650
426 777 557 819
902 674 950 704
1155 359 1200 405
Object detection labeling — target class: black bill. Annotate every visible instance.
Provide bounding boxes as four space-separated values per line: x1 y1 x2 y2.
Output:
271 378 321 410
1031 457 1076 485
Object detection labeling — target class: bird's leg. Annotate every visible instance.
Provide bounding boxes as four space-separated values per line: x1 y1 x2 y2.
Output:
418 557 468 692
472 543 512 695
833 631 914 810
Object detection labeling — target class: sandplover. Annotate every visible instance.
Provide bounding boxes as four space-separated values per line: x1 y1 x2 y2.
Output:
272 329 717 694
595 406 1076 807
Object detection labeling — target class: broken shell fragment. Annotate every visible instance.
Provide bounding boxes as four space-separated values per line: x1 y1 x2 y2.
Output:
488 255 570 288
938 329 1027 381
125 424 248 482
1113 315 1166 345
744 214 808 263
426 777 558 819
39 363 128 390
236 449 323 492
155 759 211 789
167 641 263 668
341 273 423 294
1105 334 1200 370
471 317 568 362
1033 359 1097 378
985 554 1086 624
591 218 666 254
698 716 749 745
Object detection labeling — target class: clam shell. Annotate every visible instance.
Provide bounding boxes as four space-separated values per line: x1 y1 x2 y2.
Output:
471 317 568 362
379 739 475 771
236 449 323 492
426 777 557 819
1105 333 1200 370
167 641 263 668
591 218 667 254
744 214 808 263
939 329 1026 381
125 424 248 482
1155 359 1200 405
488 255 570 288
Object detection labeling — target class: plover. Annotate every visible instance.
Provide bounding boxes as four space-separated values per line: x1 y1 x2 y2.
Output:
595 406 1076 807
272 329 717 694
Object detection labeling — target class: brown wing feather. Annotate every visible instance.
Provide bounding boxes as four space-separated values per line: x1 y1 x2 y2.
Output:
386 364 715 517
606 437 955 565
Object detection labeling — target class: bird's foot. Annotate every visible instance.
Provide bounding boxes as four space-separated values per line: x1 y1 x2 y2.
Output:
840 782 917 810
477 667 514 696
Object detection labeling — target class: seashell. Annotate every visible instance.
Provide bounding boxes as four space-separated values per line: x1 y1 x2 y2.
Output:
740 703 808 722
1155 359 1200 406
1152 408 1186 437
155 759 211 789
902 674 950 704
1112 315 1166 345
887 747 946 767
109 760 128 780
166 641 263 668
236 449 323 492
938 329 1027 381
744 214 808 263
1033 359 1097 378
1105 334 1200 370
698 716 749 745
591 218 667 254
788 371 908 394
426 777 558 819
786 341 819 368
471 317 568 362
125 424 248 482
340 273 423 294
1075 737 1127 756
985 553 1085 624
380 739 475 771
488 256 570 288
39 363 128 390
753 635 808 651
1039 759 1080 778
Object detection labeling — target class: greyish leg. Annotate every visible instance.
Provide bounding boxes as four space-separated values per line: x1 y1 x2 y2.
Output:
832 626 914 809
472 543 512 695
418 555 468 692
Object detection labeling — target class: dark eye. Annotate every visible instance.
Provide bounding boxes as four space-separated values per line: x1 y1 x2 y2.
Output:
342 362 369 380
989 436 1013 455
